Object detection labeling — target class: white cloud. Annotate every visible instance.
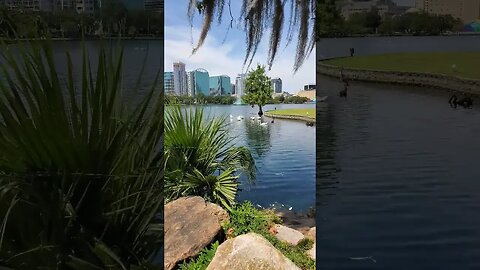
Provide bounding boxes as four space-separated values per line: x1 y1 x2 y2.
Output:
164 26 315 94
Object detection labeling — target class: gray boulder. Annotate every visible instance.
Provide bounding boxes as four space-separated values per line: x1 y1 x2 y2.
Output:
274 224 305 246
207 233 301 270
164 196 228 270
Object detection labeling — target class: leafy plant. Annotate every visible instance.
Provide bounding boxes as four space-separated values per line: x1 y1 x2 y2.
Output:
164 106 255 209
223 201 279 238
0 38 163 269
178 241 219 270
223 201 315 270
263 234 316 270
243 64 273 116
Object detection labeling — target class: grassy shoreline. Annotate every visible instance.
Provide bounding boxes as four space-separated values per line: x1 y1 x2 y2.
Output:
265 108 316 122
323 52 480 80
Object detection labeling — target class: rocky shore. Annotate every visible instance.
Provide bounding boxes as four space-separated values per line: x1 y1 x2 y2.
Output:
164 196 316 270
317 59 480 95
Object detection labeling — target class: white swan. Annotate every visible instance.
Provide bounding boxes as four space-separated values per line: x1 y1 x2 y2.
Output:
237 115 244 121
260 122 268 126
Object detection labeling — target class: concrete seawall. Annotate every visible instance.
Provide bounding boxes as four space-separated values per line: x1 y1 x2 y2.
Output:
317 59 480 95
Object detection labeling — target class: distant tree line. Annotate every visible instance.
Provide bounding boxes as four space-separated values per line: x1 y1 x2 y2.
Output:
316 0 464 38
272 95 310 104
164 94 310 106
0 0 162 38
165 94 237 105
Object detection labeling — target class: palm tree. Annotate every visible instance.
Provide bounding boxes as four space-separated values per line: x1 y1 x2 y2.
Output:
188 0 316 71
164 106 256 209
0 39 163 269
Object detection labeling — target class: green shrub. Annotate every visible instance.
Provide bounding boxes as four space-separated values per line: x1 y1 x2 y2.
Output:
0 39 163 269
223 201 315 270
178 241 219 270
223 201 279 237
264 234 316 270
164 106 255 209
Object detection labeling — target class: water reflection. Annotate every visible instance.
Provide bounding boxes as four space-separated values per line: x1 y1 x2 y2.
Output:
316 74 480 269
243 118 272 157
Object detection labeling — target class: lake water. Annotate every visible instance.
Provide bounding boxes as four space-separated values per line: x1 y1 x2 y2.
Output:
200 104 316 212
2 40 163 103
317 35 480 59
317 36 480 269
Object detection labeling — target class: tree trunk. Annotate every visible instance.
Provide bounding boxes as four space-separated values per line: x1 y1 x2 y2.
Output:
258 105 263 116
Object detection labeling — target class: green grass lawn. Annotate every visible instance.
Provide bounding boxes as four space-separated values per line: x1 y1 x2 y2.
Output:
324 52 480 80
267 108 316 119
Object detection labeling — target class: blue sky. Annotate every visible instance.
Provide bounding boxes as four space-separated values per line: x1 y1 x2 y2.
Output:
165 0 315 94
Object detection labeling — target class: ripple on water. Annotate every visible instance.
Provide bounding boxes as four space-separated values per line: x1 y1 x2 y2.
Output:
317 73 480 269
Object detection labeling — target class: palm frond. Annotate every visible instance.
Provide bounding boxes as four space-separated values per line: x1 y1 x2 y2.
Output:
0 38 163 269
164 105 255 208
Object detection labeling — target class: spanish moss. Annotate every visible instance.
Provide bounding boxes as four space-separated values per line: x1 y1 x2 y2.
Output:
188 0 317 72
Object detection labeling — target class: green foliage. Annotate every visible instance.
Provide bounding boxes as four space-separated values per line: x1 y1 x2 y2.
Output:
286 96 310 104
223 201 315 270
313 5 464 37
0 39 163 269
315 0 346 38
263 234 316 270
243 64 273 115
165 94 236 105
164 106 255 209
223 201 280 237
325 52 480 80
297 238 314 250
178 241 219 270
0 5 162 38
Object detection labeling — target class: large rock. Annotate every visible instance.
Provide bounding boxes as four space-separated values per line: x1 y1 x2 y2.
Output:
275 209 315 235
305 227 316 241
307 245 316 260
274 224 305 246
207 233 301 270
164 196 228 270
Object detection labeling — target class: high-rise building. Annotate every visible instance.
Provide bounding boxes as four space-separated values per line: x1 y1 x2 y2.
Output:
54 0 75 10
186 71 195 97
144 0 161 12
2 0 53 11
173 62 187 96
209 75 232 96
271 78 282 94
235 73 247 99
231 84 236 95
341 0 408 19
304 84 316 91
164 72 175 95
0 0 99 11
192 69 210 96
75 0 94 13
185 69 210 97
415 0 480 23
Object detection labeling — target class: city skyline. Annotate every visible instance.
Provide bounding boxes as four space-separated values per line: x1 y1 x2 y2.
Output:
165 61 289 99
165 61 303 94
164 0 315 94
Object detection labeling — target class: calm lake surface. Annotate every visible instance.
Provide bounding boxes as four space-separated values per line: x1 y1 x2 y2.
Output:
200 104 316 212
317 36 480 269
2 40 163 102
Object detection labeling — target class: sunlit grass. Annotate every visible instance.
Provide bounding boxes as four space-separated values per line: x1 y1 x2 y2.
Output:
324 52 480 80
267 108 316 120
